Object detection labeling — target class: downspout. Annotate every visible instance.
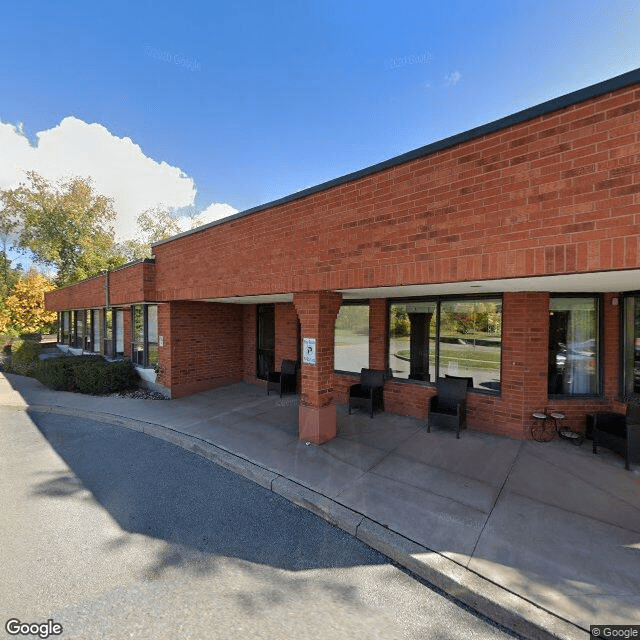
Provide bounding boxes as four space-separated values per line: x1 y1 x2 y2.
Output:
103 268 110 309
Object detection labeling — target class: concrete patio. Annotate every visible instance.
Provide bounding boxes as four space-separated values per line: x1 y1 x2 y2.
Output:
2 372 639 638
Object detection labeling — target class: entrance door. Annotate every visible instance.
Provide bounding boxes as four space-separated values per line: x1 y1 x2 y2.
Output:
257 304 275 380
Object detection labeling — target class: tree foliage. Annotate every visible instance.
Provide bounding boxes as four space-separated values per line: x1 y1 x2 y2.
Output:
2 172 127 286
0 192 22 299
119 206 200 260
1 271 58 334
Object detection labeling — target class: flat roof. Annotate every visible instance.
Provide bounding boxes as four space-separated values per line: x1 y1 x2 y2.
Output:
153 67 640 248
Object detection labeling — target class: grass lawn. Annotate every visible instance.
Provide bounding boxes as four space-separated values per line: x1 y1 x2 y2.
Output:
395 345 501 371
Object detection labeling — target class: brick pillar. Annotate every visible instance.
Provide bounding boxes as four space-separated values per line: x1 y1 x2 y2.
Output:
157 302 171 391
498 292 549 438
369 298 387 371
602 293 621 402
293 291 343 443
275 302 300 365
242 305 257 382
122 306 132 360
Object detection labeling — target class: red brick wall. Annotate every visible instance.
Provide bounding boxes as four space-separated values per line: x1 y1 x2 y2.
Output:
45 274 105 311
46 261 156 311
152 84 640 301
109 263 155 305
159 301 244 398
602 293 621 400
369 298 388 370
157 303 171 387
274 302 299 365
242 305 257 383
122 306 132 359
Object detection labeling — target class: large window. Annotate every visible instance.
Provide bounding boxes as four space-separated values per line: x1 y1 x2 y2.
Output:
623 294 640 397
388 298 502 392
548 297 599 396
103 309 124 358
147 305 158 367
104 310 113 356
131 304 158 368
389 301 436 381
91 309 102 353
72 310 84 348
84 310 92 351
60 311 70 345
334 304 370 373
115 309 124 357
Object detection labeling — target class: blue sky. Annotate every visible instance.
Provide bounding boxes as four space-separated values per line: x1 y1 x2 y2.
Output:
1 0 639 244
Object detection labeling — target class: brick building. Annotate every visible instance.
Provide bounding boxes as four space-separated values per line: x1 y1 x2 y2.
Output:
45 68 640 444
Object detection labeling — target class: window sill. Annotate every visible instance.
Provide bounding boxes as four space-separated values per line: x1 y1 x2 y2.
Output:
547 393 603 400
386 375 502 396
135 366 157 383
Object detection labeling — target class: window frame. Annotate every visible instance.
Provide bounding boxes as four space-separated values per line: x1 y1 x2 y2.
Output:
91 309 102 354
621 291 640 399
131 304 159 369
59 311 71 345
103 308 124 358
387 294 503 394
547 293 603 399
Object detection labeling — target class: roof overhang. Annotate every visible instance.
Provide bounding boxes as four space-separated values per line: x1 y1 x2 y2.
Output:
201 269 640 304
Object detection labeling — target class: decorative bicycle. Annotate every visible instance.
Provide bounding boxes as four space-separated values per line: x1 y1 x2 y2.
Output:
530 411 584 445
531 412 555 442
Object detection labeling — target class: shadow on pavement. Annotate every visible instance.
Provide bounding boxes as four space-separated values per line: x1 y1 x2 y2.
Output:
28 410 388 574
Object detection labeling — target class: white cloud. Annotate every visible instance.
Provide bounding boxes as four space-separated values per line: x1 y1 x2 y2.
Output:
445 70 462 86
0 117 235 240
193 202 239 227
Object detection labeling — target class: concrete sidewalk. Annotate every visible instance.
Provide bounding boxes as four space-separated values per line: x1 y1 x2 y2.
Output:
2 372 639 639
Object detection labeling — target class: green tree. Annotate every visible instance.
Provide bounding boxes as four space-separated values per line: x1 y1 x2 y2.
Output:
2 172 126 286
390 306 410 337
0 194 21 300
119 206 200 260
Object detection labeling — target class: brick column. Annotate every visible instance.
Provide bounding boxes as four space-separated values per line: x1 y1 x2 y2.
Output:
602 293 621 402
274 302 300 365
497 292 549 438
122 306 132 361
157 302 171 391
369 298 387 371
293 291 343 443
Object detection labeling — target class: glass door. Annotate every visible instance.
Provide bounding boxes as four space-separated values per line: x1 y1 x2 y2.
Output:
256 304 275 380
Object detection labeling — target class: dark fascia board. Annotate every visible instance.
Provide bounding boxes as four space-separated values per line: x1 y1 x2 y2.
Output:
50 258 155 289
110 257 155 273
153 67 640 249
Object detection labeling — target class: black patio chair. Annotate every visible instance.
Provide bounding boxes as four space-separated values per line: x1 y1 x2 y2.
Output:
348 368 385 418
592 411 640 470
427 376 468 438
267 359 298 397
445 374 473 389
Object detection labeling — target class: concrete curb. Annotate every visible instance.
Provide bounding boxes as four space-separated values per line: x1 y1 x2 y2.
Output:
7 402 588 640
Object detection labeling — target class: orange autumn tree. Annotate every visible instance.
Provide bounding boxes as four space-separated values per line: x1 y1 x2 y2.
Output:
3 272 57 334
